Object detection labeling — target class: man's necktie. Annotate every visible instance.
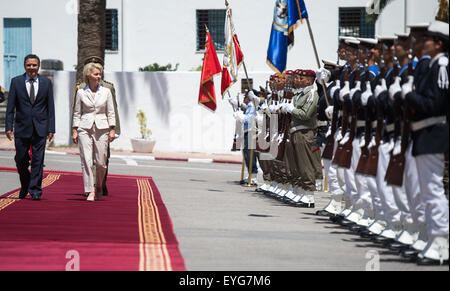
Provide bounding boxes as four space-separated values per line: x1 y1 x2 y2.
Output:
29 79 35 104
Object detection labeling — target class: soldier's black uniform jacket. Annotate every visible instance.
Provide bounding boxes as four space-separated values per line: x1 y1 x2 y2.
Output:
0 86 5 103
351 65 380 139
376 64 399 142
406 53 449 156
316 80 335 147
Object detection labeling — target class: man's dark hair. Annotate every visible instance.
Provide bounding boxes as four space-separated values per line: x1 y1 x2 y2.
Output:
24 54 40 66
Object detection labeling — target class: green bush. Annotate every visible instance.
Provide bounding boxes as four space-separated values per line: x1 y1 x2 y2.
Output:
139 63 179 72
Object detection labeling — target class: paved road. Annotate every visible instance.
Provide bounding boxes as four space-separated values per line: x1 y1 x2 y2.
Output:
0 150 447 271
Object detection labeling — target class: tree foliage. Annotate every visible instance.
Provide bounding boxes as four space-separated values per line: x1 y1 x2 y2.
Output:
139 63 179 72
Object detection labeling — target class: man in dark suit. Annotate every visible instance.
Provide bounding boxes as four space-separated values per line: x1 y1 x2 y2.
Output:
5 54 55 200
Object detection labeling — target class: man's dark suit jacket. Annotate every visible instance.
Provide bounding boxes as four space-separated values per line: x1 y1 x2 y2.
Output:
6 73 55 137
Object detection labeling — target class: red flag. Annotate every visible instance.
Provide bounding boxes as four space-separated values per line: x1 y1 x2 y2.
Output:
198 28 222 112
221 8 244 96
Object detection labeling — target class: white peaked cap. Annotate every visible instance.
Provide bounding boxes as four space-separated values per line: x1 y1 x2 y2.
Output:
407 22 430 29
339 36 357 41
357 38 378 45
427 20 449 40
345 39 360 45
322 59 339 67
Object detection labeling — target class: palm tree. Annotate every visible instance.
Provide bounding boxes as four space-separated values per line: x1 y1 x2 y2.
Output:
76 0 106 83
436 0 449 22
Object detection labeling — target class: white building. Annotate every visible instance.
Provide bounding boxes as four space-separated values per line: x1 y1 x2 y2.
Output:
0 0 440 153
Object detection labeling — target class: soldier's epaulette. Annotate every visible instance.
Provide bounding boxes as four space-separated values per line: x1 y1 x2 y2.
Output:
102 80 115 87
0 86 5 94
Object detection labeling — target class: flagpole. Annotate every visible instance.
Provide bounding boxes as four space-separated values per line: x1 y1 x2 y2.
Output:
305 18 330 107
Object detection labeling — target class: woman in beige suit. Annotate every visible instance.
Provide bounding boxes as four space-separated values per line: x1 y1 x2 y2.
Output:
72 63 116 201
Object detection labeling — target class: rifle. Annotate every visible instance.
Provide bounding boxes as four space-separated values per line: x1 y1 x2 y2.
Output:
384 39 402 182
256 80 272 153
356 48 373 174
322 67 342 160
332 67 350 165
385 37 415 186
276 74 294 161
365 44 388 177
338 55 362 169
231 93 241 152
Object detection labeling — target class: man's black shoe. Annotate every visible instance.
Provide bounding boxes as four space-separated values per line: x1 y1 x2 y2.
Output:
31 195 41 201
316 210 334 217
416 257 449 266
19 191 29 199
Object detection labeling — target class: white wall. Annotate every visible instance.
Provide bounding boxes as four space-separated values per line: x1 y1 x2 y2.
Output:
2 0 440 88
53 70 273 154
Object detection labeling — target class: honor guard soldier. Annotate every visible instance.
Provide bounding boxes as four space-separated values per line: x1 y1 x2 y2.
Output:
403 21 449 265
72 56 121 197
282 69 319 207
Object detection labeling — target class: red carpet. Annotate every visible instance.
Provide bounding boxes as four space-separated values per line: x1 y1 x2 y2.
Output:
0 167 186 271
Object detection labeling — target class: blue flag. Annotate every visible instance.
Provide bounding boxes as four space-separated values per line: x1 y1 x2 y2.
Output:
267 0 309 73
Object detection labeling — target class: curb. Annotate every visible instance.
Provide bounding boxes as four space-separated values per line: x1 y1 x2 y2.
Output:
0 148 242 165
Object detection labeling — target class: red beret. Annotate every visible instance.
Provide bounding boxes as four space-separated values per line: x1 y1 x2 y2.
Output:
304 70 316 77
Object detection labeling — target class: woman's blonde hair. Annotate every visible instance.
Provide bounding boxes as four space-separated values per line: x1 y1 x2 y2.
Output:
83 62 103 85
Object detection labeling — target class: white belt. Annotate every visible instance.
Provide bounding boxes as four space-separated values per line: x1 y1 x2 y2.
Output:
317 120 328 127
357 120 365 128
411 116 447 132
290 125 313 134
386 123 394 133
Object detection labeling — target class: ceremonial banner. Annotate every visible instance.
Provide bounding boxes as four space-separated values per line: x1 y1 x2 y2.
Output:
198 28 222 112
267 0 309 74
221 7 244 96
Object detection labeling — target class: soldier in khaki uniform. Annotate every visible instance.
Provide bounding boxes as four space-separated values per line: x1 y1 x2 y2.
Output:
72 56 121 196
284 70 319 207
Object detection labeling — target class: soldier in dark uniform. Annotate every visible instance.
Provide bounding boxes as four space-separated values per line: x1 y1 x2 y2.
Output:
72 56 121 197
403 20 449 265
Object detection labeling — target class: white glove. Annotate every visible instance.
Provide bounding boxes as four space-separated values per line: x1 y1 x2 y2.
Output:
401 75 414 99
233 111 245 123
330 80 341 98
256 113 264 127
228 97 238 111
325 106 334 120
367 136 376 149
285 103 295 114
336 132 343 142
325 128 332 138
248 90 261 104
316 68 331 84
387 138 395 153
374 79 387 99
389 76 402 101
339 132 350 145
280 102 287 113
339 81 350 102
361 88 372 106
269 104 276 114
260 102 269 112
359 137 366 148
350 81 361 99
392 137 402 156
